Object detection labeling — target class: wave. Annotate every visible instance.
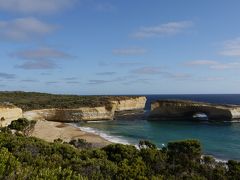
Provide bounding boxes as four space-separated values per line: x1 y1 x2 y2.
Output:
69 123 130 145
86 120 109 123
201 155 228 163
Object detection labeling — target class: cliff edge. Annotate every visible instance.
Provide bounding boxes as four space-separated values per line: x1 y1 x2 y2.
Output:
23 96 147 122
0 103 23 127
149 100 240 121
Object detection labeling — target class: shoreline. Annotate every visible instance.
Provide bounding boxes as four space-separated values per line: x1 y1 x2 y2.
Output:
30 120 111 147
76 123 231 163
71 123 131 145
31 120 233 162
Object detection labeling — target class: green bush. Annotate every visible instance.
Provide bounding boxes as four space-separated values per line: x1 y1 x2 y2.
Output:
69 139 92 149
0 91 140 111
8 118 36 132
0 132 239 179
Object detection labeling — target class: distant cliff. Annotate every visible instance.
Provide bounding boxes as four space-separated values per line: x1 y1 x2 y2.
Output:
111 97 147 111
0 103 23 127
23 96 147 122
23 107 114 122
149 100 240 121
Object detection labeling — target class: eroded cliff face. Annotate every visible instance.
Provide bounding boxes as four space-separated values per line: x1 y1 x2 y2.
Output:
0 104 23 127
111 97 147 111
23 96 147 122
149 100 240 121
24 106 114 122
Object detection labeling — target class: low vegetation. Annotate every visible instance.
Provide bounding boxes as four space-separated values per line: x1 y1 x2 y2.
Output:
0 91 139 111
0 131 239 179
8 118 36 135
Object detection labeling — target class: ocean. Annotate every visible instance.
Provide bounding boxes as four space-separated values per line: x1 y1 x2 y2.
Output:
76 94 240 161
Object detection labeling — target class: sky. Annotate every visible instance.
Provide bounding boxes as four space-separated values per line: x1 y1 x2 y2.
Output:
1 0 240 95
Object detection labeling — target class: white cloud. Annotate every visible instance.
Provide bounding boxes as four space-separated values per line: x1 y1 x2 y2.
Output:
131 66 192 81
11 47 73 70
10 47 73 61
0 72 16 79
0 0 77 14
96 72 116 76
166 73 192 80
198 77 225 81
113 48 147 56
0 17 56 41
132 21 193 39
131 67 163 75
88 80 112 85
210 62 240 70
185 60 217 66
185 60 240 70
220 37 240 57
15 60 57 70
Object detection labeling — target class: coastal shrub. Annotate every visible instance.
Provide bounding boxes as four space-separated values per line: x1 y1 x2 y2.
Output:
139 140 157 149
0 91 139 111
54 138 64 144
103 144 139 163
139 141 167 176
69 139 92 149
8 118 36 135
0 132 239 179
167 139 202 175
227 160 240 179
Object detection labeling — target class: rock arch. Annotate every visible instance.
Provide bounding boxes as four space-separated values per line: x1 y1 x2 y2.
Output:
148 100 240 121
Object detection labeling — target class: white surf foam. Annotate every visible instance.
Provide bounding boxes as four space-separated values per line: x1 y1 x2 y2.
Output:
201 155 228 163
68 123 130 145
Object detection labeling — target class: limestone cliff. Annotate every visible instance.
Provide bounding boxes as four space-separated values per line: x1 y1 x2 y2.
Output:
23 96 147 122
0 103 23 127
23 106 114 122
149 100 240 121
111 96 147 111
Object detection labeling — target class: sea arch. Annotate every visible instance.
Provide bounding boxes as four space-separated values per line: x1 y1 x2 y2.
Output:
148 100 240 121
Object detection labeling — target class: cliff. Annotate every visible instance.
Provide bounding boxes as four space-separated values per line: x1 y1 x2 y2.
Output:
0 103 23 127
111 96 147 111
149 100 240 121
23 96 147 122
23 107 114 122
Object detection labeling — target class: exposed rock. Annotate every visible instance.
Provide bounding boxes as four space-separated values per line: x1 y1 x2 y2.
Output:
24 107 114 122
111 96 147 111
149 100 240 121
0 103 23 127
23 96 147 122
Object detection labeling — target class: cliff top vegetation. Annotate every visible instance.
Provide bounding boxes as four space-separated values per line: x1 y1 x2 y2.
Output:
0 91 142 111
0 102 16 109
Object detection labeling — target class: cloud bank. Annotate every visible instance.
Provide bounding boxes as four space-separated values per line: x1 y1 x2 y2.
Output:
132 21 193 39
12 47 73 70
220 37 240 57
0 0 77 14
0 17 56 41
113 48 147 56
0 72 16 79
185 60 240 70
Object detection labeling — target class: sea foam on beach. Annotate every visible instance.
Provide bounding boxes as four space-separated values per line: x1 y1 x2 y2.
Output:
69 123 130 145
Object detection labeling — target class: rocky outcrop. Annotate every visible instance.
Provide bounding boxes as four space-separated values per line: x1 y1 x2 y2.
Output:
111 96 147 111
23 96 147 122
149 100 240 121
0 103 23 127
23 106 114 122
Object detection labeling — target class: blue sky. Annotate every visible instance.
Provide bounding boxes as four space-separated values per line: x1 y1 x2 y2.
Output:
1 0 240 95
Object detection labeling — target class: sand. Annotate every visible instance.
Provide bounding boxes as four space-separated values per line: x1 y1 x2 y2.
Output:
31 120 111 147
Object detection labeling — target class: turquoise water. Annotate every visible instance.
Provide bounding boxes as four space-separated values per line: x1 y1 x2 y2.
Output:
77 95 240 160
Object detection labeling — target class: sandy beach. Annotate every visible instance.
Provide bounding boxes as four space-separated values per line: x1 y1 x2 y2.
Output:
31 120 111 147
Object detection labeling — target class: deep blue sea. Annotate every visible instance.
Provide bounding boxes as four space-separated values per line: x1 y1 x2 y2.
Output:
76 94 240 161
